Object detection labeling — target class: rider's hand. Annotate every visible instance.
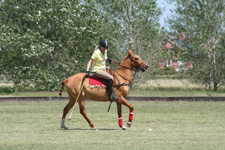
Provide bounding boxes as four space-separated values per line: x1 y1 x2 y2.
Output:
107 58 112 64
85 71 89 78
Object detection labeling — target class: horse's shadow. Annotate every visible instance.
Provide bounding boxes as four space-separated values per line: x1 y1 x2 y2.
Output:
58 128 118 131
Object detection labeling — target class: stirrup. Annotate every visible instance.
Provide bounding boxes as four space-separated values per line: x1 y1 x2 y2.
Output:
110 93 119 101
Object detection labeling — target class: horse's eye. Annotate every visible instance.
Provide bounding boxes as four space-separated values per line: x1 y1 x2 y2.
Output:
135 57 138 60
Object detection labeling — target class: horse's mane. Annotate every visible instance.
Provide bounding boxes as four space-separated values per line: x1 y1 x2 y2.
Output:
120 54 130 63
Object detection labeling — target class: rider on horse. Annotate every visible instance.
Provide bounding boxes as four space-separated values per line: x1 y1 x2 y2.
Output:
86 40 119 101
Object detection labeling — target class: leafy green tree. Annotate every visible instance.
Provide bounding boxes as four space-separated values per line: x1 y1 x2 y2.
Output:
0 0 162 91
96 0 163 89
168 0 225 90
0 0 105 91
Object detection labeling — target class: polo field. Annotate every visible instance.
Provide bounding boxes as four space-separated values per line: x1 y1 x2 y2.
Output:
0 100 224 150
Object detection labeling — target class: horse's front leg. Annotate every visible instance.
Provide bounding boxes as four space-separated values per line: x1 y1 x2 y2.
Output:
120 97 134 128
116 101 127 130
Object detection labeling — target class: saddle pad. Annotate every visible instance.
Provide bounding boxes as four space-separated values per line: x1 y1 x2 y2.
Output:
89 76 104 86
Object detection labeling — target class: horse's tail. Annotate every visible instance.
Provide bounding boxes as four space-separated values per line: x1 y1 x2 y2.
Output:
59 78 69 96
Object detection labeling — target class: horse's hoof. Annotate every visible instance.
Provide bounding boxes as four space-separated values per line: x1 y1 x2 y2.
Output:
121 126 127 130
61 125 68 130
91 126 98 130
127 122 132 128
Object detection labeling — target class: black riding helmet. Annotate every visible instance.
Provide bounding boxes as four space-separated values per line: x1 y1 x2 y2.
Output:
99 40 108 50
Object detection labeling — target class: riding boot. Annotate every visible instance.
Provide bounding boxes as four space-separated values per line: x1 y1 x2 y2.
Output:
107 79 119 101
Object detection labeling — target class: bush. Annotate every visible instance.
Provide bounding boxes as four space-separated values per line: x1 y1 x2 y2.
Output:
0 86 15 94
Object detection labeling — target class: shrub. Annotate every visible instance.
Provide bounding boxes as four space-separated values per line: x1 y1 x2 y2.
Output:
0 86 15 94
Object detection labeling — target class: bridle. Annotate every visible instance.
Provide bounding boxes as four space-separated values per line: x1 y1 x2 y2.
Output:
111 54 146 71
109 54 147 87
129 54 147 71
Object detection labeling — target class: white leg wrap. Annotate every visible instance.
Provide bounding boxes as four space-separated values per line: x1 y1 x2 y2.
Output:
60 118 68 130
121 125 127 130
61 118 65 127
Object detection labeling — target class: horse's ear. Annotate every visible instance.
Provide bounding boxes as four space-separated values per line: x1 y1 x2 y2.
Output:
127 49 132 55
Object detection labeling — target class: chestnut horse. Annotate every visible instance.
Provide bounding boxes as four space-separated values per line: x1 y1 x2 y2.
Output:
59 50 148 130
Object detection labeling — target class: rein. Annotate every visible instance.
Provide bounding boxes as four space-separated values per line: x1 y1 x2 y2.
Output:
110 58 133 70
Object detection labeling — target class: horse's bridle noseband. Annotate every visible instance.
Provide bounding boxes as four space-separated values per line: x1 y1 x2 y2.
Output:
128 54 148 71
110 54 148 87
113 54 148 72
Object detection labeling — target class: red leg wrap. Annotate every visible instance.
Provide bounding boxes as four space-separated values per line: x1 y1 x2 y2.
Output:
129 110 133 121
118 117 123 127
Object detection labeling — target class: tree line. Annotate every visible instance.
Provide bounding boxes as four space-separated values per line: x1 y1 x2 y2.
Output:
0 0 224 91
168 0 225 91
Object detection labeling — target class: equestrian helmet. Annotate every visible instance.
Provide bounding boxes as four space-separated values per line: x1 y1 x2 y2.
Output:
99 40 108 50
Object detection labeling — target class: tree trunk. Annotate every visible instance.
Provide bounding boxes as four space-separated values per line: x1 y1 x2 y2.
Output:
213 82 218 91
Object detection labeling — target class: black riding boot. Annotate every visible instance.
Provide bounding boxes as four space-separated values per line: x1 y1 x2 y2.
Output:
107 79 119 101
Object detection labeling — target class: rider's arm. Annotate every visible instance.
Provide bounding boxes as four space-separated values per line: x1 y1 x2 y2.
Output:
86 58 94 72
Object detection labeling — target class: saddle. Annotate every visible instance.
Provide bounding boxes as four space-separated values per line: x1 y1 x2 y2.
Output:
89 75 106 87
88 68 113 88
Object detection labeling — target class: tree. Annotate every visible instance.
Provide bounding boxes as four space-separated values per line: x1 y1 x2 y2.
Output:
0 0 106 91
168 0 225 91
0 0 162 91
96 0 163 89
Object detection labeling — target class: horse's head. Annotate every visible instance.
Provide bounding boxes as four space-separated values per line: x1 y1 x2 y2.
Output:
127 50 149 72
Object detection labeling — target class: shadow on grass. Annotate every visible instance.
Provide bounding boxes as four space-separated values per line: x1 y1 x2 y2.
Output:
58 128 118 131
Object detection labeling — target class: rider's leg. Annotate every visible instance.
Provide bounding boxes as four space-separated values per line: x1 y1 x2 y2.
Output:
94 70 119 101
107 79 119 100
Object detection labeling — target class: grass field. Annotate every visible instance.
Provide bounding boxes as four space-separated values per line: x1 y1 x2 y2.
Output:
1 78 225 97
1 87 225 97
0 100 224 150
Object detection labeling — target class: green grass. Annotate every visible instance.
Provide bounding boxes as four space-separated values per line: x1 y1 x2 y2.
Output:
2 87 225 97
1 78 225 97
0 101 224 150
129 87 225 97
4 91 67 97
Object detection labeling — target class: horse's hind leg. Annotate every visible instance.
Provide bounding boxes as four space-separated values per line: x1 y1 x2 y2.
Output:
78 99 97 129
60 93 75 130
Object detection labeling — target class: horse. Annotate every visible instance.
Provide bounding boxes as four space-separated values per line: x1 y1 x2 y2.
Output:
59 50 148 130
